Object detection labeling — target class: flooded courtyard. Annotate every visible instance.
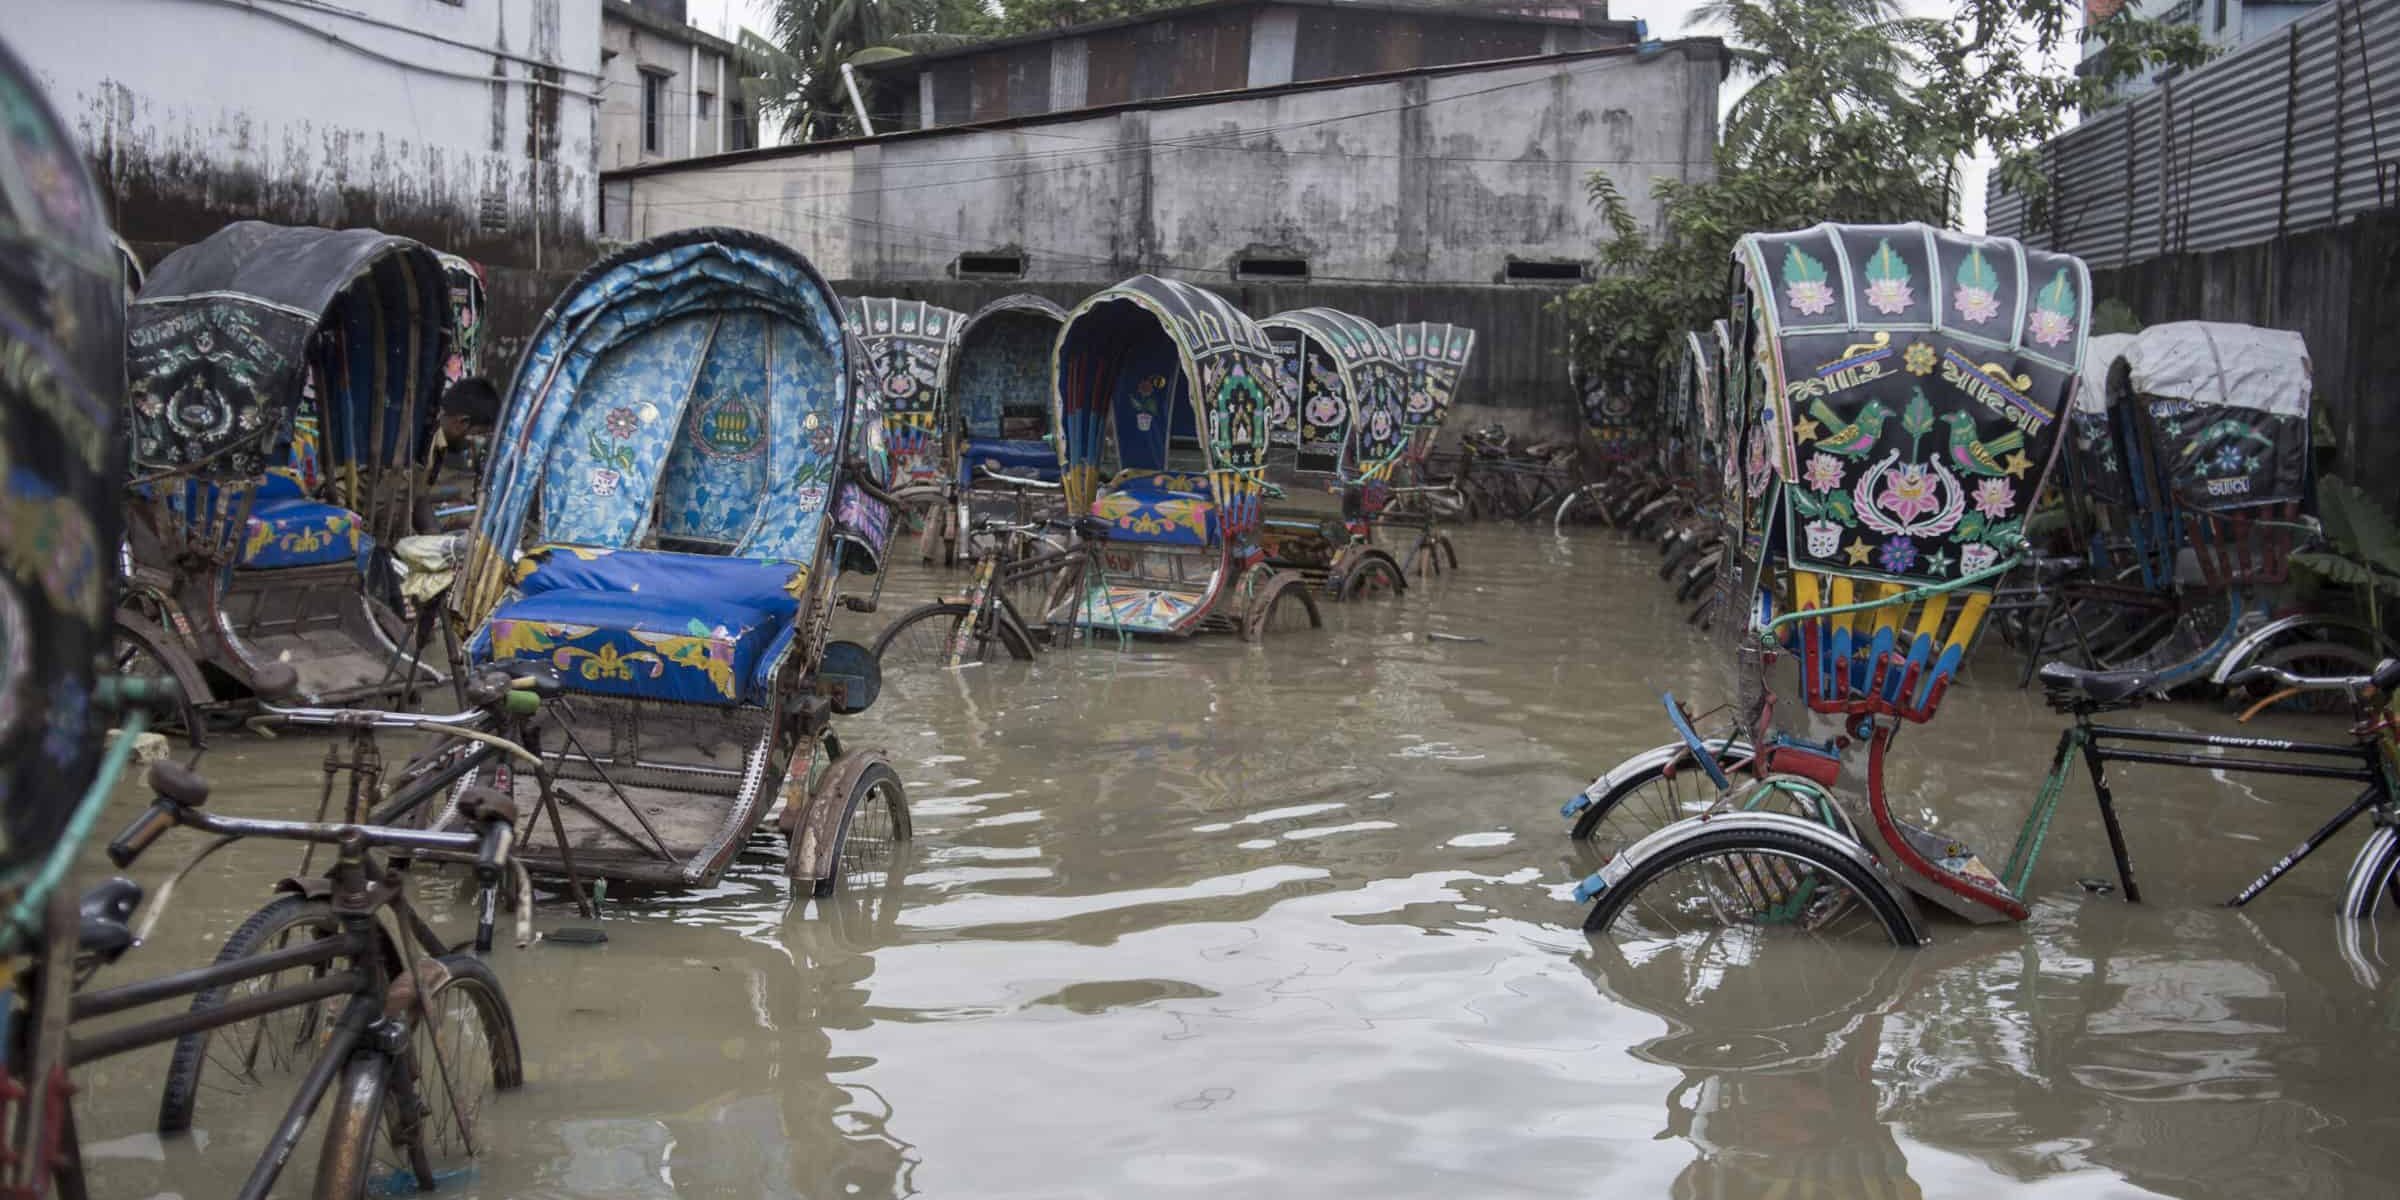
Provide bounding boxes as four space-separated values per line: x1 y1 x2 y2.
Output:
70 530 2400 1198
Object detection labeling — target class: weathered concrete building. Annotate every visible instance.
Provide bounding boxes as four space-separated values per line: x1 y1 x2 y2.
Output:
601 0 758 168
13 0 601 362
603 26 1720 427
854 0 1639 131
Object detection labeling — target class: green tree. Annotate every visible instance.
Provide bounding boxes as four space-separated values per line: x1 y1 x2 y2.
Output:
1558 0 2212 400
748 0 996 141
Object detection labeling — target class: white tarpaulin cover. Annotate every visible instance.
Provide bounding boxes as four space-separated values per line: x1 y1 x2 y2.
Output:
2121 322 2311 416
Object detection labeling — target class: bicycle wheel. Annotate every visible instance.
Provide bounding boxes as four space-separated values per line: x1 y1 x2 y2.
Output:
871 602 1036 670
1584 826 1920 947
158 896 374 1135
1570 748 1738 852
2342 825 2400 919
816 761 910 897
1551 484 1610 534
113 618 202 744
320 953 521 1200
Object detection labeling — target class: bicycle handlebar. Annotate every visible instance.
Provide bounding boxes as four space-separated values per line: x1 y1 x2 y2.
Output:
2222 663 2373 693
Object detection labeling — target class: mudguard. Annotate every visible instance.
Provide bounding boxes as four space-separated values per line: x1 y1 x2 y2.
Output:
1561 736 1752 819
1573 810 1926 943
2207 614 2400 685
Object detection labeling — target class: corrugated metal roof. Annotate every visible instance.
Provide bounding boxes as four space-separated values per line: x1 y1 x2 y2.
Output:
1989 0 2400 265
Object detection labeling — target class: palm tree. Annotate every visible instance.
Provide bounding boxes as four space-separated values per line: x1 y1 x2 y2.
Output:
750 0 990 141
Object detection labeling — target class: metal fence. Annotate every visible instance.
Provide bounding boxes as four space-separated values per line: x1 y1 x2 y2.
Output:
1989 0 2400 265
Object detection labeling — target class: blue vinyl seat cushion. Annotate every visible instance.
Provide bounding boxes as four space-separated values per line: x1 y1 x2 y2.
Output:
1091 470 1218 546
241 497 370 569
958 438 1062 488
471 547 804 705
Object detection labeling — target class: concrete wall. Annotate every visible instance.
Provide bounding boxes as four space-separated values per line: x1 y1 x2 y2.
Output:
599 9 741 168
15 0 600 272
614 42 1721 287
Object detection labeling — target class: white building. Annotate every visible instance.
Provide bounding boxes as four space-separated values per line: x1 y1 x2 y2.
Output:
2080 0 2324 100
8 0 601 271
600 0 758 168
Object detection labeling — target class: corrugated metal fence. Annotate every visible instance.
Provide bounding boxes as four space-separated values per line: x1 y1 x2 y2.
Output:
1990 0 2400 265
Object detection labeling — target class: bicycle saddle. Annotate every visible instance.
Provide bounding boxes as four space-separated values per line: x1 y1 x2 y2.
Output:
1073 516 1112 542
77 876 144 964
2377 659 2400 694
2036 661 2163 709
2029 554 2088 582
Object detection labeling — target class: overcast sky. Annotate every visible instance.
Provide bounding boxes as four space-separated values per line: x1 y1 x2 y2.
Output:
683 0 1997 231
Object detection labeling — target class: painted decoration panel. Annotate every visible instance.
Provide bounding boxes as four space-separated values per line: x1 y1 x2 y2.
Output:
656 311 775 547
538 312 715 547
1741 223 2090 587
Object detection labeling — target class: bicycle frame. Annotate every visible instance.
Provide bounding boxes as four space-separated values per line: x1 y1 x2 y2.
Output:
68 814 488 1200
2039 714 2391 906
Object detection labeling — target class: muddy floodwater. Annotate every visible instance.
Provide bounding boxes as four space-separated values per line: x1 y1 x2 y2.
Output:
68 530 2400 1198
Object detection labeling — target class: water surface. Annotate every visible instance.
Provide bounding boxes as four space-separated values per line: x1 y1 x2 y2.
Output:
73 530 2400 1198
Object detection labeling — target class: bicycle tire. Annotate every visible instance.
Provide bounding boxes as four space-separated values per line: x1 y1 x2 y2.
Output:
816 761 910 897
1583 825 1920 945
1550 485 1608 535
157 896 384 1135
320 953 522 1200
871 601 1036 669
2343 825 2400 919
1571 750 1735 849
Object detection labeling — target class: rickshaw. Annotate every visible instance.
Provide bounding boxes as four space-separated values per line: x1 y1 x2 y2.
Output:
1255 308 1412 599
445 227 909 891
934 293 1071 564
843 295 961 545
1568 223 2101 945
437 251 487 387
1054 275 1322 639
2023 324 2385 690
1380 321 1476 573
119 222 452 728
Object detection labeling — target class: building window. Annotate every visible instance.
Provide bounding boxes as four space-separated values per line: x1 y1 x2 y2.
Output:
2212 0 2227 32
1235 255 1309 281
697 90 714 124
1503 259 1588 284
956 252 1027 279
641 71 669 154
729 100 754 150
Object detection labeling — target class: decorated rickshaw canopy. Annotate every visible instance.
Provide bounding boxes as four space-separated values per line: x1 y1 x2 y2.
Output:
1738 222 2091 588
1386 321 1475 434
0 33 126 868
436 250 487 386
841 296 961 428
461 228 855 625
127 222 447 479
2066 331 2137 512
1054 275 1278 487
1259 308 1410 482
2116 322 2311 511
951 293 1066 441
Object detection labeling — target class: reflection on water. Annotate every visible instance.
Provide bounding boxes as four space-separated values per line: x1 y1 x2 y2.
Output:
68 531 2400 1197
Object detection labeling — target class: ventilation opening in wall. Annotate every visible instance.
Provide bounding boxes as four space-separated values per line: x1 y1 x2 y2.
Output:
1504 259 1588 284
1236 255 1309 281
956 252 1026 279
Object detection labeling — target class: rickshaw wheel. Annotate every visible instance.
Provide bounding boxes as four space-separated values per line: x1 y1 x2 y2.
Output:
1339 556 1406 602
112 614 205 744
801 760 911 897
1242 573 1323 641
